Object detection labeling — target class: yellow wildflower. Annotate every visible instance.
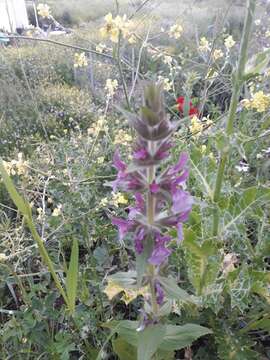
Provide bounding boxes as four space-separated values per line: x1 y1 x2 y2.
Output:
224 35 235 50
105 79 118 97
37 207 45 221
266 30 270 38
198 37 210 52
201 145 207 154
74 53 88 68
97 156 105 164
114 129 132 145
52 205 62 217
190 116 203 137
128 34 137 44
242 91 270 112
100 197 109 207
37 3 50 18
168 24 183 39
158 76 172 91
2 153 28 176
100 13 132 43
213 49 224 61
112 192 128 207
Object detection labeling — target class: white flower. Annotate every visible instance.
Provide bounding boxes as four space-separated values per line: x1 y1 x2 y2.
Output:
163 55 173 65
96 43 106 53
235 161 249 173
224 35 235 50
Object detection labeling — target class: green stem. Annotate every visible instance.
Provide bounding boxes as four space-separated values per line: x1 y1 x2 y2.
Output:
212 0 256 237
27 220 69 306
146 143 158 316
117 32 131 110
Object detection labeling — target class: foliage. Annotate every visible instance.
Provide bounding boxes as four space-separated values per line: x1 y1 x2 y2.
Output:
0 0 270 359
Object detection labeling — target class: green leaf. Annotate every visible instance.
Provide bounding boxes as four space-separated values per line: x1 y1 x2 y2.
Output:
244 49 270 78
66 239 79 314
158 276 198 304
244 318 270 332
0 158 31 217
138 324 166 360
104 321 212 354
0 158 69 306
141 106 160 126
183 229 220 296
109 271 137 288
112 338 137 360
223 187 270 234
103 320 139 347
136 235 153 286
159 324 212 351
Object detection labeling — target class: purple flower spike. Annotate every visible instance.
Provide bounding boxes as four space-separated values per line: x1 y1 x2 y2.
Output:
135 227 146 254
133 148 149 160
149 232 172 266
112 217 133 242
148 245 172 266
173 168 189 186
155 281 165 305
150 181 160 194
113 149 127 172
171 187 193 214
128 192 145 219
110 84 193 317
168 152 189 176
156 141 172 160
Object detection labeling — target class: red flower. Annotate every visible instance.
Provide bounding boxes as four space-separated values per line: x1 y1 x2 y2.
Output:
177 96 199 117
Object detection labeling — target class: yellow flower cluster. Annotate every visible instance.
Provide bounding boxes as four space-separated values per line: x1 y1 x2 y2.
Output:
74 52 88 68
168 24 183 39
87 116 108 136
242 91 270 113
158 76 172 91
198 37 211 52
37 3 51 18
3 153 29 176
114 129 132 145
105 78 118 97
104 280 148 305
37 207 45 221
52 204 62 217
100 13 133 43
190 116 203 137
224 35 235 50
213 49 224 61
112 192 128 207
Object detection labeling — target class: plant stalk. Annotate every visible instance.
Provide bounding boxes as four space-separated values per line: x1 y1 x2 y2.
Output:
147 142 158 316
212 0 256 237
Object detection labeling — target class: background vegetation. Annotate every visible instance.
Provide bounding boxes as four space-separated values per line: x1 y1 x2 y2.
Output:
0 0 269 359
